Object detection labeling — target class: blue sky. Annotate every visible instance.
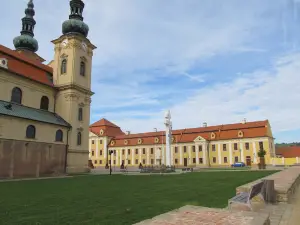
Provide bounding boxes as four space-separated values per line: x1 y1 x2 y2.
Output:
1 0 300 143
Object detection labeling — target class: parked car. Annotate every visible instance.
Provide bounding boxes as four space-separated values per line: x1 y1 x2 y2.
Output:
231 162 246 167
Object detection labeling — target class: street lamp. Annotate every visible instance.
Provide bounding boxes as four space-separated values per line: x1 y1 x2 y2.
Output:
109 150 113 175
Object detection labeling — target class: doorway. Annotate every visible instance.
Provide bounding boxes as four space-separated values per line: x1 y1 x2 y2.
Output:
184 158 188 167
246 156 251 166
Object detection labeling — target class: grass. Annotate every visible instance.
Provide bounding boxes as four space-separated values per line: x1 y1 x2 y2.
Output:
0 171 277 225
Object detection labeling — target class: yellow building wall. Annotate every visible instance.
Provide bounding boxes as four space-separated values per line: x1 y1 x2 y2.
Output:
0 70 55 112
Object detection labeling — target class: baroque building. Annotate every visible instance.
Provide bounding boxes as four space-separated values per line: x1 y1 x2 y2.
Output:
89 118 276 168
0 0 96 178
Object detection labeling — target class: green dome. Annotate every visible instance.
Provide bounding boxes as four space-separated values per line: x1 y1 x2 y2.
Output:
62 19 89 37
13 34 38 52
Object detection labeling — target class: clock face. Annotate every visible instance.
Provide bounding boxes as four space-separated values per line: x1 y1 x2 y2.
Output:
61 39 68 47
82 42 87 51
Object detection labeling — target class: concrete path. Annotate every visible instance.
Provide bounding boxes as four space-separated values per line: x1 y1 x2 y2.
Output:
287 187 300 225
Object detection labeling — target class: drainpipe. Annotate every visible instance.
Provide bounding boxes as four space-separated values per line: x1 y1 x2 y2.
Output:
64 127 71 174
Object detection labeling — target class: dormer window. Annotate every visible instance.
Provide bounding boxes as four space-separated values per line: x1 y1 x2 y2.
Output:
11 87 22 104
40 96 49 110
80 61 85 76
61 59 67 74
211 132 216 139
238 130 244 138
0 58 8 69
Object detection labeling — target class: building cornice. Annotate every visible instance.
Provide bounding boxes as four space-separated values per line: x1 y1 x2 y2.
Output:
55 83 94 96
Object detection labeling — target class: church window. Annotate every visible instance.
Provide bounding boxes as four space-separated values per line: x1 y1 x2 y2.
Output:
80 61 85 76
77 132 82 146
61 59 67 74
26 125 36 139
40 96 49 110
78 108 83 121
55 130 63 142
11 87 22 104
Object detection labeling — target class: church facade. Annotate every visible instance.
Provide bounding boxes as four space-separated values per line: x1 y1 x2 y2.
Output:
89 118 276 168
0 0 96 178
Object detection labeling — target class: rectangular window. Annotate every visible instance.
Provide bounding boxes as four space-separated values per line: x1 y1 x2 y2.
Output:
234 143 238 150
223 144 227 151
259 141 264 150
199 158 203 164
135 149 138 154
224 157 228 163
183 146 187 152
92 140 94 144
175 147 178 153
114 150 116 155
100 160 102 164
100 150 102 156
213 157 216 163
142 159 146 164
109 160 111 164
135 159 138 164
192 146 196 152
113 160 116 165
150 148 154 154
100 140 102 144
127 149 130 155
78 108 83 121
143 148 146 154
122 149 125 155
212 145 216 151
175 159 178 164
245 142 249 150
94 160 97 164
128 160 131 165
193 158 196 163
92 151 94 156
235 156 238 162
151 159 154 164
198 145 202 151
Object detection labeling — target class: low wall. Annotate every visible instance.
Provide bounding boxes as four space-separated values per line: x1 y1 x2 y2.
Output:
270 157 299 166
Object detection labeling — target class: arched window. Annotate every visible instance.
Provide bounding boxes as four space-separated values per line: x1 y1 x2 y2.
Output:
11 87 22 104
40 96 49 110
80 61 85 76
77 132 82 145
78 107 83 121
26 125 36 139
61 59 67 74
55 130 63 142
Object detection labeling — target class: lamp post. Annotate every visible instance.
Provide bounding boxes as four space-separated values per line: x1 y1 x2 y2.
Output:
109 150 113 175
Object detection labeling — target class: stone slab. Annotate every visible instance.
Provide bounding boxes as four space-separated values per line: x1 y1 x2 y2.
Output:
134 205 270 225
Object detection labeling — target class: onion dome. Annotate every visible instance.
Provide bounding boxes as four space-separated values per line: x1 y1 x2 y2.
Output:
13 0 38 52
62 0 89 37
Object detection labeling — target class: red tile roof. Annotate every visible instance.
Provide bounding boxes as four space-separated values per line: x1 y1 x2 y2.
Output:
89 118 124 137
0 44 54 87
89 119 270 147
276 146 300 158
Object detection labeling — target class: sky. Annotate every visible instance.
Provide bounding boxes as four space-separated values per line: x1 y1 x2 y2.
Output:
1 0 300 143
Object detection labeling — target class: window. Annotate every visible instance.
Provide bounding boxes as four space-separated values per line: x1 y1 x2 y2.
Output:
235 156 238 162
212 144 215 151
142 159 146 164
245 142 249 150
224 157 228 163
259 141 264 150
193 158 196 163
100 150 102 156
109 160 111 164
100 160 102 164
55 129 63 142
77 132 82 145
234 143 238 150
122 149 125 155
135 149 138 154
223 144 227 151
151 159 154 164
175 147 178 153
11 87 22 104
135 159 138 164
100 140 102 144
78 108 83 121
26 125 36 139
183 146 187 152
213 157 216 163
113 160 116 165
128 160 130 165
92 151 94 156
150 148 154 154
192 146 195 152
80 61 85 76
114 150 116 156
40 96 49 110
127 149 130 155
92 140 94 144
94 160 97 164
175 159 178 164
198 145 202 151
199 158 203 164
143 148 146 154
61 59 67 74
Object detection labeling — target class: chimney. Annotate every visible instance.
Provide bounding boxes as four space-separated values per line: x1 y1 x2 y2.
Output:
242 118 246 124
125 131 130 135
203 122 207 127
154 128 157 132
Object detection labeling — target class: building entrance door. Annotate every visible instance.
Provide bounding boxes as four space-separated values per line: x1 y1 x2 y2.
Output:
184 158 188 167
246 156 251 166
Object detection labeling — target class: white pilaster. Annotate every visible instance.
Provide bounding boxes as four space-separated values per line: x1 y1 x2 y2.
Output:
229 142 233 164
217 144 221 164
95 139 99 158
282 157 285 165
104 138 107 159
203 143 206 165
89 139 92 159
180 145 183 165
120 150 122 164
116 150 119 166
188 146 192 165
240 142 244 163
132 148 134 165
139 148 142 163
147 148 150 165
196 145 199 164
125 148 128 166
253 142 257 163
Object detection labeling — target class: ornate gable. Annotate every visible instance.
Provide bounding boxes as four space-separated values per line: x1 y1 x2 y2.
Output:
194 136 206 142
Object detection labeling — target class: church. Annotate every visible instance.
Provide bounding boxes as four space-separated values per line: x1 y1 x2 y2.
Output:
0 0 96 178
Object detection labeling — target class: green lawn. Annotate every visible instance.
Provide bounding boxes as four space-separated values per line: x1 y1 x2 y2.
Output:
0 171 276 225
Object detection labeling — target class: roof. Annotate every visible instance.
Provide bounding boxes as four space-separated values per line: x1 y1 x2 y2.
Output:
0 100 71 127
105 120 270 147
0 44 54 87
89 118 124 137
276 146 300 158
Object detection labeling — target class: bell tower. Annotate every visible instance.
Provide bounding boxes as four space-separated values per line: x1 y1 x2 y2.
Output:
50 0 96 173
